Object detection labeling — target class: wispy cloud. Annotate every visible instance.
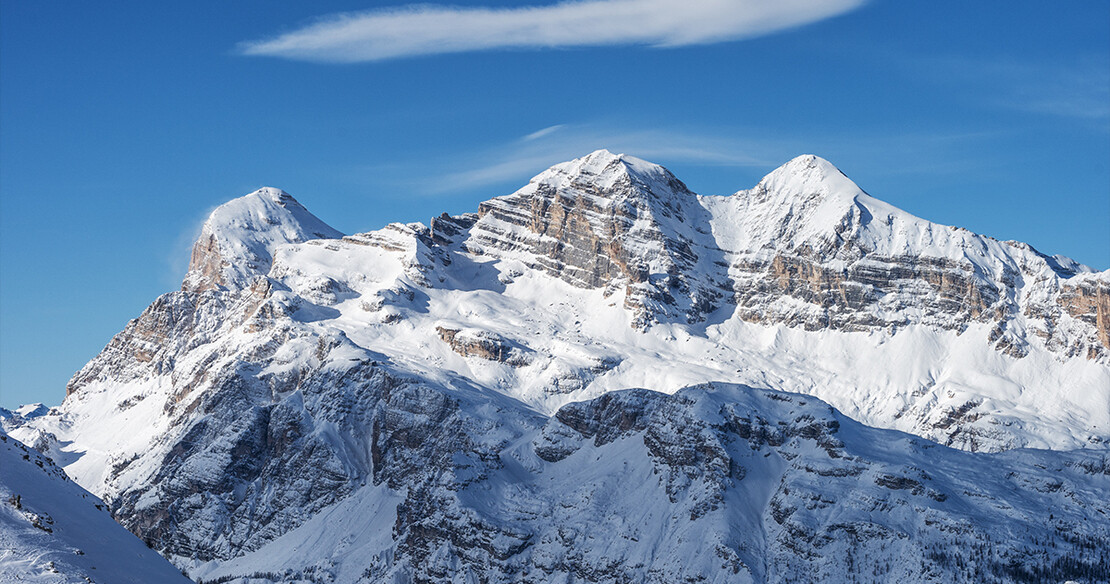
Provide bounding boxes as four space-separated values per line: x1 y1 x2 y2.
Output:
418 124 783 193
239 0 867 63
400 124 1007 198
523 124 565 141
914 55 1110 122
1004 62 1110 121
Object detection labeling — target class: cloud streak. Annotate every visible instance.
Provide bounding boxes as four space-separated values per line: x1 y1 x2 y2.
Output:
1005 62 1110 121
357 122 998 199
523 124 565 141
912 54 1110 122
239 0 866 63
418 124 782 194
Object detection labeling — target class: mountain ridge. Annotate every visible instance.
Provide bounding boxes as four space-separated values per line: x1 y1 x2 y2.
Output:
37 150 1110 452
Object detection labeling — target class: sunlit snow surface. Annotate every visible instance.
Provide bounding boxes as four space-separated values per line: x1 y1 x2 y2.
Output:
0 430 192 584
178 152 1108 451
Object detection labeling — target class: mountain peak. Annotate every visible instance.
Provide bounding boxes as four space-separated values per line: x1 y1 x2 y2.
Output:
527 149 691 204
14 149 1110 584
253 185 296 204
782 153 839 171
709 154 874 256
573 148 659 176
14 403 49 419
753 154 864 202
182 188 343 293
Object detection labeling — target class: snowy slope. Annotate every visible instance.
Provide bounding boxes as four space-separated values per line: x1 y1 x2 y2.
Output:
0 430 193 584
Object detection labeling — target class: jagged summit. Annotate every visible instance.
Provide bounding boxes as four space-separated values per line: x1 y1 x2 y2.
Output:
154 153 1104 360
183 187 343 293
527 148 694 203
465 149 720 327
254 186 295 204
535 148 655 180
750 154 864 203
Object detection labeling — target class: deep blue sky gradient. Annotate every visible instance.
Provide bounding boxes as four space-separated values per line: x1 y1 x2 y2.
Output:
2 0 1108 408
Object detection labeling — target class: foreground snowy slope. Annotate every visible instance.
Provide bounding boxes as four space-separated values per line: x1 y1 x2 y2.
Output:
0 430 193 584
6 150 1109 582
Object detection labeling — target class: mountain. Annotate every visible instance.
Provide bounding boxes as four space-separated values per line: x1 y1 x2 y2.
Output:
0 430 194 584
7 152 1109 583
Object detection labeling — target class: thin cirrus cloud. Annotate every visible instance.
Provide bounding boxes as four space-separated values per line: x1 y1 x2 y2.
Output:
523 124 566 141
238 0 867 63
377 123 999 197
911 54 1110 122
414 124 782 194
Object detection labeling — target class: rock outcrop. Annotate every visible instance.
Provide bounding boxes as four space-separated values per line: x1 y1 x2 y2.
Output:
466 150 729 328
436 326 532 366
1057 276 1110 356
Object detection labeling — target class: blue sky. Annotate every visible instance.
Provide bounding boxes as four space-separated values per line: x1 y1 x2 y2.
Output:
1 0 1108 409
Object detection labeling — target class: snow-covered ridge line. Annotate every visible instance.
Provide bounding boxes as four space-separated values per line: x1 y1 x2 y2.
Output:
32 149 1109 453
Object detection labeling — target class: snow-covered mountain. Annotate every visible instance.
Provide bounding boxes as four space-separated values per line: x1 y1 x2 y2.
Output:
0 430 193 584
7 150 1109 582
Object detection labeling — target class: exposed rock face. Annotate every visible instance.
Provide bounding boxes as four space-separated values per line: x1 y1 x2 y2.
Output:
186 231 227 292
32 153 1104 462
69 365 1110 584
466 150 729 328
528 386 1109 584
112 353 509 562
1058 277 1110 354
1014 270 1110 361
436 326 532 366
64 281 275 398
154 383 1110 583
461 151 1106 365
729 252 1005 333
708 156 1031 351
66 291 222 396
